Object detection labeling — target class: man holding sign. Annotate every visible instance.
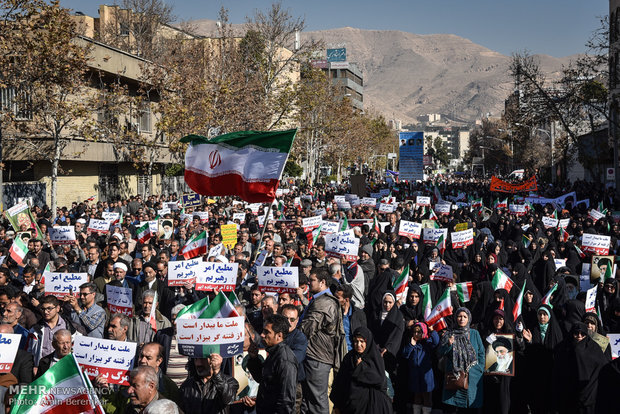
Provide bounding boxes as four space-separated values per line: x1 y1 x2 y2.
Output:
67 282 106 338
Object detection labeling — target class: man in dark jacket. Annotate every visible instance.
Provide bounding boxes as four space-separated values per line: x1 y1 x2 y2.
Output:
179 353 239 414
333 284 367 351
246 314 298 414
279 304 308 413
299 268 343 414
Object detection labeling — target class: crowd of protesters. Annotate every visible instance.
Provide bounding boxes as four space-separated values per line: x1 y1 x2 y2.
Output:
0 175 619 414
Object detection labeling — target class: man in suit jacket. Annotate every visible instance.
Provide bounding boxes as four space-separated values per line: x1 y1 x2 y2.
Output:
35 329 72 379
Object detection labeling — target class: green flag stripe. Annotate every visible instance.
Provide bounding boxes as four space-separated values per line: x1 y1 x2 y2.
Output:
180 129 297 153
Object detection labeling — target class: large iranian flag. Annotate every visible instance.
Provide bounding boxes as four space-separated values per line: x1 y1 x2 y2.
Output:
181 130 297 203
10 354 104 414
177 296 211 320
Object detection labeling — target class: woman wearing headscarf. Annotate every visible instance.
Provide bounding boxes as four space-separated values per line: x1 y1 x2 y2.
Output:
369 292 405 383
462 252 486 283
522 304 564 414
603 297 620 333
582 312 612 358
598 278 619 324
552 322 609 414
481 309 521 414
400 284 424 330
399 322 440 414
438 307 485 412
330 327 393 414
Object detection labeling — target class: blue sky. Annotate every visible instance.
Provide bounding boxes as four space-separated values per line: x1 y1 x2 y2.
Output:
60 0 607 57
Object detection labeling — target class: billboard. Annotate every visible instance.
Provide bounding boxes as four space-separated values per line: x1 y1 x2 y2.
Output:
399 132 424 182
327 48 347 62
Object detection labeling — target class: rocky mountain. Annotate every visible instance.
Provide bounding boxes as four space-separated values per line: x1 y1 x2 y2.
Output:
189 20 576 125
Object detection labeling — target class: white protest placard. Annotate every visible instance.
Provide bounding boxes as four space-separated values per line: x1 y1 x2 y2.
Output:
157 208 172 217
247 203 261 215
320 221 340 234
106 285 133 317
361 197 378 207
451 228 474 248
379 203 396 213
325 229 360 261
337 201 352 210
422 228 448 245
350 198 361 207
164 202 179 211
303 216 323 231
176 317 245 358
102 212 120 223
334 195 346 204
275 189 283 196
196 262 238 291
379 189 390 196
74 337 137 386
314 208 327 217
608 334 620 359
554 258 567 270
232 213 246 224
435 203 451 214
0 333 21 373
430 262 454 282
193 211 209 223
208 244 225 259
542 216 559 228
44 273 88 298
582 233 611 255
257 212 274 227
509 204 526 215
558 218 570 228
87 219 110 233
344 194 359 202
416 196 431 207
49 226 76 245
167 258 202 286
589 209 605 222
139 221 159 235
398 220 422 239
257 266 299 294
370 192 381 199
585 285 597 313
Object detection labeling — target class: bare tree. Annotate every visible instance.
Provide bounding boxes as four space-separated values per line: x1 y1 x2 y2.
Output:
98 0 175 59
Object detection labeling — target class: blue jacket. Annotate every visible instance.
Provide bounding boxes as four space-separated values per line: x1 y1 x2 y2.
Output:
439 328 485 408
401 330 440 393
284 328 307 382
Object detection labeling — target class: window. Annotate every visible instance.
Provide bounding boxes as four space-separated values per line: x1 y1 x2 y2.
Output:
138 102 151 133
119 23 130 37
137 174 150 196
0 87 32 120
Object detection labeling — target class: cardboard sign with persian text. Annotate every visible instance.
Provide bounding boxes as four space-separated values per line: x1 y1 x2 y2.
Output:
582 234 611 255
257 266 299 294
398 220 422 239
0 333 21 373
49 226 76 245
195 262 238 292
44 273 88 298
451 228 474 249
325 229 360 261
106 285 133 317
177 317 245 358
74 337 137 386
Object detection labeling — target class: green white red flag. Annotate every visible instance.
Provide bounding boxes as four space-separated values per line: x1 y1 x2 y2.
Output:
435 233 446 255
203 291 240 318
181 130 296 203
176 296 211 320
136 221 151 244
9 354 104 414
9 237 28 265
426 288 452 326
420 283 433 320
512 281 527 322
491 268 514 292
182 230 208 259
455 282 473 302
541 283 558 307
392 265 409 304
